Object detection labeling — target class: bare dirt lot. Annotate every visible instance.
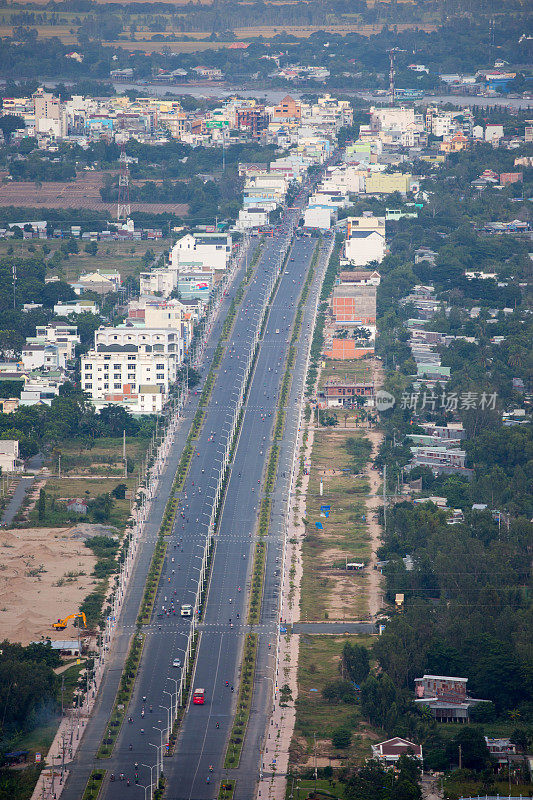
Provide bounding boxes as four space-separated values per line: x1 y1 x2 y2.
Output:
0 173 188 215
0 526 97 645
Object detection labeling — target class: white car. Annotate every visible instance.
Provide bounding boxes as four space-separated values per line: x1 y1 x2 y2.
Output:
173 658 181 668
180 604 192 617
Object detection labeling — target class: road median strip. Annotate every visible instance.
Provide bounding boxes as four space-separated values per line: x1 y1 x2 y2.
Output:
248 241 320 625
223 632 258 768
92 241 264 759
81 769 106 800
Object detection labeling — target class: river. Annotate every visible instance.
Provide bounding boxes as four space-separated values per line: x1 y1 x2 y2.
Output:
109 81 533 110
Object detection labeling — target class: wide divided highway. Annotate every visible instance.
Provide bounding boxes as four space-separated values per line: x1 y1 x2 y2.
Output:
63 193 325 799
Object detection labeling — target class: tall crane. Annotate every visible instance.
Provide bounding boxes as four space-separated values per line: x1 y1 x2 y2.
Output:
117 143 131 222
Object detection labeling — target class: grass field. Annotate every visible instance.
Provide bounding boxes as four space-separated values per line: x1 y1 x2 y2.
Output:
300 429 371 622
0 239 170 283
0 18 437 48
285 779 347 799
50 435 150 476
292 634 379 768
0 174 188 216
443 780 532 800
319 358 373 390
31 476 137 530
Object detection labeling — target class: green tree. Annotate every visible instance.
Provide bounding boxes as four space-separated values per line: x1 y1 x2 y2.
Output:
331 725 352 749
341 641 370 684
37 488 46 521
446 727 490 771
0 114 25 143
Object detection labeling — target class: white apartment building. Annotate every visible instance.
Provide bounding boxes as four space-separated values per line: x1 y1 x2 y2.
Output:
139 268 177 298
308 190 350 209
81 335 175 415
170 233 232 272
321 165 366 193
81 344 168 414
345 231 385 267
370 106 416 133
0 440 22 473
93 327 180 381
128 298 196 346
304 206 335 230
30 322 79 361
54 299 98 316
235 207 270 231
21 343 67 371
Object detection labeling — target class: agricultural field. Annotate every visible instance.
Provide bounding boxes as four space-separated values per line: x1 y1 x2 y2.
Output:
0 174 188 216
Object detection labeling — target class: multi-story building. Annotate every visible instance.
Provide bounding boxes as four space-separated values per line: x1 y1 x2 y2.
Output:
33 88 67 138
345 230 385 266
365 172 414 196
30 322 80 361
270 95 301 122
21 343 66 371
170 233 232 272
93 327 180 381
139 268 177 298
81 337 175 415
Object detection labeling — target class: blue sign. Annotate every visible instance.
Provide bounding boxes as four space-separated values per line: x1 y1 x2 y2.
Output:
320 505 331 511
315 522 323 529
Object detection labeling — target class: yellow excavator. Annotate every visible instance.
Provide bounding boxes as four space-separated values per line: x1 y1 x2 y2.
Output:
52 612 88 630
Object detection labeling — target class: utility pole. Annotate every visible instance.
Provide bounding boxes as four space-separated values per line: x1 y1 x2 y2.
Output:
383 463 387 532
123 429 127 478
12 263 16 309
458 744 462 769
314 732 317 792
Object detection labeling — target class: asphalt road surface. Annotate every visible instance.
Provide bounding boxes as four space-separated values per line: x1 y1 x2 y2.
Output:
63 193 323 798
60 231 257 800
115 227 314 795
105 229 316 799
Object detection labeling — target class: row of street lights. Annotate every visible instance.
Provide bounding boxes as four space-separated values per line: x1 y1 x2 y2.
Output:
138 220 298 797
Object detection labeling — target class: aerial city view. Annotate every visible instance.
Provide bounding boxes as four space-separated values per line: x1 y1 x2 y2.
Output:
0 1 531 799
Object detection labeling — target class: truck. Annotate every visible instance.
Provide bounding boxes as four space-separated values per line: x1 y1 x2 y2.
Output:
180 604 192 617
193 688 205 705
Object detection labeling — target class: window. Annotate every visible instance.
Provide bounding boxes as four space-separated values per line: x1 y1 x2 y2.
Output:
156 374 164 381
85 383 92 389
156 364 164 370
104 383 109 389
114 383 121 389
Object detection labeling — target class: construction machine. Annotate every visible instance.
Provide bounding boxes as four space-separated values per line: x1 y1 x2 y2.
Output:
52 612 88 630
